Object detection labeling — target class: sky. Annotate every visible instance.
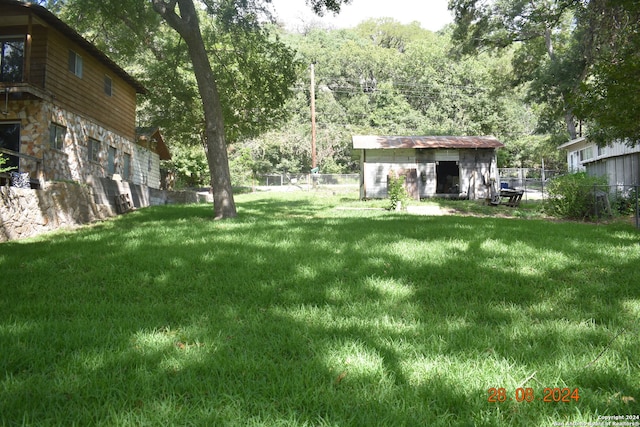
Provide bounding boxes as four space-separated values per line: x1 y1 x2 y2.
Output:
268 0 454 32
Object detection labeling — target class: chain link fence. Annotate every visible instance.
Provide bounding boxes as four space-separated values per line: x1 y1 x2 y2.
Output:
566 184 639 227
498 168 561 201
252 173 359 191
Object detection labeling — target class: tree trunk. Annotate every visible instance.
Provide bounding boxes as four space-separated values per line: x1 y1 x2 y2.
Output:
545 27 578 140
152 0 237 219
564 109 577 140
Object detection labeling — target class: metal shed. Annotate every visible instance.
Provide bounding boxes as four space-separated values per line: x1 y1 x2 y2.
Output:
352 135 504 200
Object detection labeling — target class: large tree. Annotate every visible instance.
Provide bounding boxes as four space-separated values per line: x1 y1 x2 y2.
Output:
449 0 640 145
150 0 238 219
449 0 584 140
573 0 640 145
150 0 351 218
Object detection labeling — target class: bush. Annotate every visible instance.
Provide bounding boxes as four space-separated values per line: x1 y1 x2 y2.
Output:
611 187 638 215
545 172 608 219
0 154 16 173
387 171 408 211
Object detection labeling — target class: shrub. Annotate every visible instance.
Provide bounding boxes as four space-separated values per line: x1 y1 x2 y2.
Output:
387 170 408 210
610 187 638 215
0 154 16 173
545 172 608 219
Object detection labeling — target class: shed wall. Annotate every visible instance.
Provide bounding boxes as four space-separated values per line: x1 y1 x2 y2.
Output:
132 144 161 189
586 153 640 187
360 148 498 200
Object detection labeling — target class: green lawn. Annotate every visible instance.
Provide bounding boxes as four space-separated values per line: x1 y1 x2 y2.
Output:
1 191 639 426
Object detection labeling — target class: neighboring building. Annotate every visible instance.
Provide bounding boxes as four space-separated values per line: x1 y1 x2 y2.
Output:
0 0 168 189
135 127 171 189
352 135 504 200
558 137 640 187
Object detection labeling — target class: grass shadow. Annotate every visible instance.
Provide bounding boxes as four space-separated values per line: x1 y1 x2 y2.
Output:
0 192 639 425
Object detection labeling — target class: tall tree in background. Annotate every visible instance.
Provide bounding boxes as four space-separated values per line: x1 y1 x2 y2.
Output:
449 0 584 140
574 0 640 145
449 0 640 146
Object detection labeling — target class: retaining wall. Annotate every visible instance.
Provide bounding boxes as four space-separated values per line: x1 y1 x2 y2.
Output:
0 180 202 242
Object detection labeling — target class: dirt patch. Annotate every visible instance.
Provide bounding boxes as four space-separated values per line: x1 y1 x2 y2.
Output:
406 205 454 216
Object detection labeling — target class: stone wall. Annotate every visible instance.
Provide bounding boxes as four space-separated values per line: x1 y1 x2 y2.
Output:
0 180 203 242
0 182 113 242
3 98 161 189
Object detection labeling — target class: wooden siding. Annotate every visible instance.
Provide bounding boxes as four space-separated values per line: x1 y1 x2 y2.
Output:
43 29 137 141
1 11 137 141
132 144 161 189
0 23 47 88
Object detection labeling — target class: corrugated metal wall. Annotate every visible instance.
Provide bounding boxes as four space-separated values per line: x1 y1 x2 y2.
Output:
587 153 640 187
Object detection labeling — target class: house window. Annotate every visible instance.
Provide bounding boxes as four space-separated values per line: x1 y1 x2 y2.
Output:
49 123 66 151
123 153 131 180
579 147 593 162
104 75 112 96
0 122 20 169
68 50 83 78
88 138 100 163
107 146 116 175
0 36 25 83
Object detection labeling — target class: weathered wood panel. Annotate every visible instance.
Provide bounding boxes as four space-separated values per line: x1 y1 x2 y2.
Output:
361 148 498 199
132 144 161 189
42 28 136 141
363 161 418 198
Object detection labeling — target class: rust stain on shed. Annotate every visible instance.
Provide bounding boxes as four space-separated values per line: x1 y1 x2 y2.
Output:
352 135 504 150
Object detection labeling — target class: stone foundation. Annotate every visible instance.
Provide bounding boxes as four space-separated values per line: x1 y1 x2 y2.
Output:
0 180 202 242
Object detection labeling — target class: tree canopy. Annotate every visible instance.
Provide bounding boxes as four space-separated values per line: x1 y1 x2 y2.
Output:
449 0 640 145
38 0 630 190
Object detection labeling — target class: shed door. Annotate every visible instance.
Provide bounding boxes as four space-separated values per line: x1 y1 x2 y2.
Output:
405 168 419 200
436 161 460 194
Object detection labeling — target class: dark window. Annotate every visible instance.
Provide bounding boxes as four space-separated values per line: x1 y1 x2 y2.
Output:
68 50 83 78
123 153 131 179
107 146 116 175
0 36 25 83
0 123 20 169
49 123 66 151
88 138 100 162
104 75 112 96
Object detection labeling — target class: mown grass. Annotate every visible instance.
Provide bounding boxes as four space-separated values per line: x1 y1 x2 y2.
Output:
1 190 639 426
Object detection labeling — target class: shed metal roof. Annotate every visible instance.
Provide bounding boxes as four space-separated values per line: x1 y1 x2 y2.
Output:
352 135 504 150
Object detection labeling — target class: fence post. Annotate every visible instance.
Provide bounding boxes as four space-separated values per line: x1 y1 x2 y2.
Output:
635 184 640 228
594 184 598 221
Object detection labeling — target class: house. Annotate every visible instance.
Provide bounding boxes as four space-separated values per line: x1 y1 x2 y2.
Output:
352 135 503 200
558 137 640 187
0 0 169 190
135 127 172 189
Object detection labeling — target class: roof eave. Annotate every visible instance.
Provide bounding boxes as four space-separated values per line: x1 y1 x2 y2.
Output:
5 0 147 94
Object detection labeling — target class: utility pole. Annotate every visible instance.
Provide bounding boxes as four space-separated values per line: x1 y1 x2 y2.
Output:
310 62 317 169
